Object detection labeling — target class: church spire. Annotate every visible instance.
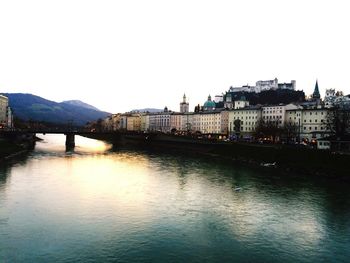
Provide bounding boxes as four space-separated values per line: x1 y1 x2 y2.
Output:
312 80 320 99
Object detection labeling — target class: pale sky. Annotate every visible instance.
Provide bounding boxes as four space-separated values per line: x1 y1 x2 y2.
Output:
1 0 349 113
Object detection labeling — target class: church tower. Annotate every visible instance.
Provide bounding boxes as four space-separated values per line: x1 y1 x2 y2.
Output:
180 94 189 113
312 80 320 99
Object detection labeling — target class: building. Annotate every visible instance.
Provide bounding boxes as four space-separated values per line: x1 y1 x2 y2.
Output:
214 95 223 103
149 107 172 132
180 94 189 113
324 89 336 108
141 114 150 132
228 78 296 94
0 95 9 129
196 110 222 134
6 107 13 129
170 113 183 132
234 97 249 109
262 104 298 127
286 106 330 141
220 110 229 135
126 113 142 131
228 106 262 137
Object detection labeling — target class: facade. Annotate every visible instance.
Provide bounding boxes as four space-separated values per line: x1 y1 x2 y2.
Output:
220 110 229 135
126 114 142 131
0 95 9 128
181 113 193 132
286 107 330 141
170 113 183 131
141 114 150 132
262 104 298 127
197 110 222 134
149 107 172 132
228 106 262 136
234 98 249 109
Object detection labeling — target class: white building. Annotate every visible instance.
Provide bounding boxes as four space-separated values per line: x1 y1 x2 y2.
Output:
228 78 296 94
214 95 224 103
0 95 9 129
234 98 250 109
286 107 330 141
228 106 262 136
262 103 298 127
149 107 172 132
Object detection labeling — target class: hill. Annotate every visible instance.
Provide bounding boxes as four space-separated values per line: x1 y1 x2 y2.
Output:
227 89 306 105
2 93 110 126
61 100 100 111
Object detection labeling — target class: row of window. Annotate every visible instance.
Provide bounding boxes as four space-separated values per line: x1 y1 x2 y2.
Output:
263 115 283 119
263 110 283 114
232 111 258 115
303 119 324 123
232 116 258 120
303 126 325 131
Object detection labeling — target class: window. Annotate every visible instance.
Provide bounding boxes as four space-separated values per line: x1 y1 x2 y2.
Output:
304 127 306 130
315 127 317 130
309 127 312 130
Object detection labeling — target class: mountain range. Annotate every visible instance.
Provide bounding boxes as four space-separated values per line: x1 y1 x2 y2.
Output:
2 93 110 126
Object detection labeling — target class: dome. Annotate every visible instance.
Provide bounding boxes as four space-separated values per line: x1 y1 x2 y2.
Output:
203 95 216 110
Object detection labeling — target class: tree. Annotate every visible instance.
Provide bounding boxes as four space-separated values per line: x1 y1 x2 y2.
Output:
281 122 298 144
233 119 241 134
326 106 350 136
254 120 282 143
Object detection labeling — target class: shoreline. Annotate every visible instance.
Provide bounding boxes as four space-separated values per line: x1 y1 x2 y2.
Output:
84 133 350 181
0 135 36 162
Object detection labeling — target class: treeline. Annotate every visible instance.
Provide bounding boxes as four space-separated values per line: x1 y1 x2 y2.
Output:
228 89 305 105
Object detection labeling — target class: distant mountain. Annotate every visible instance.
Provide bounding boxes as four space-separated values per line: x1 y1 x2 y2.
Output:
2 93 110 126
130 108 163 113
61 100 100 111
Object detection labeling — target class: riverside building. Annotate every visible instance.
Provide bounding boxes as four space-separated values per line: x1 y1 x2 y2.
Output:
228 106 262 137
0 95 9 129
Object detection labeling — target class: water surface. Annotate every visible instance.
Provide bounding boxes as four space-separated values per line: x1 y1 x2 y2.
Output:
1 135 350 262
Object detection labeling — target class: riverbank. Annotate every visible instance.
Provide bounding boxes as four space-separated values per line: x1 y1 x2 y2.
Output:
0 134 36 161
84 133 350 180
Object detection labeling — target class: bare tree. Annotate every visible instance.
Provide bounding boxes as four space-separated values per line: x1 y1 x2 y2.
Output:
326 106 350 137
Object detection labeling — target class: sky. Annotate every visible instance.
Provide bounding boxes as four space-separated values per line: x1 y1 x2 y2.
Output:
1 0 349 113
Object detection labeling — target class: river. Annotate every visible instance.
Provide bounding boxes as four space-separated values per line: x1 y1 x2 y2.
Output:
1 134 350 262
